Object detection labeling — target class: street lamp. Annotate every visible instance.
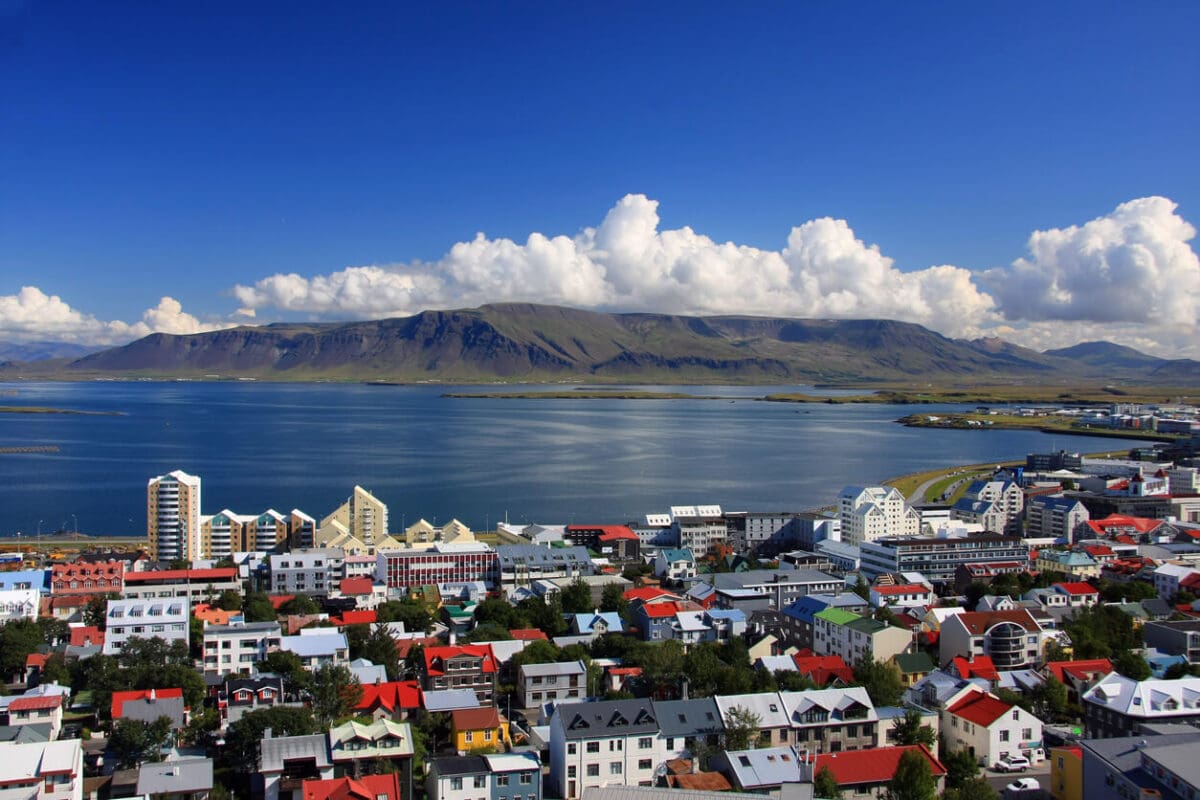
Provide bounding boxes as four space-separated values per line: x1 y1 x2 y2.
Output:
71 514 78 534
37 519 43 537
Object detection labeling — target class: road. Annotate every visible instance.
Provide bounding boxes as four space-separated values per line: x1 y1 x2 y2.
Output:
984 759 1052 798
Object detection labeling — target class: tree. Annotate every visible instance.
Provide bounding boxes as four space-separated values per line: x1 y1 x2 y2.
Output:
258 650 311 697
1029 674 1070 722
599 583 629 616
473 598 523 630
224 706 316 771
559 578 593 615
886 748 936 800
215 589 244 611
40 652 70 686
510 639 561 670
814 765 840 799
723 705 762 751
109 715 173 768
84 595 110 629
774 670 817 692
942 777 1000 800
416 711 452 756
377 599 433 633
462 622 513 643
242 591 277 623
311 663 363 727
279 594 319 615
852 657 904 707
891 708 937 748
1113 650 1152 680
516 594 567 637
358 624 402 681
0 619 45 679
853 575 870 601
639 639 685 696
182 706 220 746
940 746 980 789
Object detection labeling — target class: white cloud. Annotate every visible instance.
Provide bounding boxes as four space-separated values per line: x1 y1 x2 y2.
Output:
234 193 997 338
0 287 233 345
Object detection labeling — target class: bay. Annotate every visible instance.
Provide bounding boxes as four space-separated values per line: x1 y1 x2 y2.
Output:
0 381 1149 537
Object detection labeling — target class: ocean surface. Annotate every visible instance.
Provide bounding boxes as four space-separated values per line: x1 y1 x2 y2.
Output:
0 381 1150 537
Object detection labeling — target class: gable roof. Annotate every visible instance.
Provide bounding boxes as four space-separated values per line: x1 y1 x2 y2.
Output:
558 698 659 739
951 656 1000 682
814 744 946 785
110 688 184 720
948 610 1041 635
946 689 1014 727
451 706 503 731
356 681 421 714
1045 659 1113 683
303 774 401 800
423 644 496 676
1053 582 1099 596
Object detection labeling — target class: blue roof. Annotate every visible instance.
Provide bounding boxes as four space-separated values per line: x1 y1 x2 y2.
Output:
0 569 48 592
706 609 745 622
659 548 694 562
572 611 623 633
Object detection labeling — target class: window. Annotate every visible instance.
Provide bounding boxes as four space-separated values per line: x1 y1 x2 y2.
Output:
609 740 622 751
639 759 652 770
520 774 532 786
1000 730 1010 742
450 778 462 791
473 777 486 789
639 737 653 749
465 732 473 743
610 763 622 775
587 765 599 777
568 767 577 779
586 742 600 753
568 743 577 755
1022 728 1032 740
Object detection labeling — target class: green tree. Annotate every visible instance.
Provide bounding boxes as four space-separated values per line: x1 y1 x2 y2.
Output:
224 706 317 771
311 663 363 727
516 594 567 637
215 589 244 611
510 639 562 670
242 591 277 623
852 657 904 707
599 583 629 616
559 578 593 615
473 598 523 630
40 652 71 686
84 595 110 629
182 706 220 746
773 670 816 692
109 715 173 768
462 622 513 643
639 639 685 696
279 594 319 615
416 711 452 755
377 599 433 633
723 705 762 751
942 776 1000 800
814 765 840 799
0 619 45 679
1113 650 1152 680
886 748 936 800
995 688 1032 713
891 708 937 748
1029 674 1070 722
257 650 312 696
940 746 980 789
853 575 870 601
358 624 402 681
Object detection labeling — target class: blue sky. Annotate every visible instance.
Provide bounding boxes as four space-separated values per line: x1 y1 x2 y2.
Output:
2 2 1199 356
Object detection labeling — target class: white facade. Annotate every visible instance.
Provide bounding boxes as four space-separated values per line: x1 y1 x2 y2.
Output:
838 486 920 546
0 739 83 800
941 689 1044 768
549 700 671 799
270 548 345 596
202 621 282 676
147 469 201 562
0 589 39 623
103 597 190 655
670 506 726 554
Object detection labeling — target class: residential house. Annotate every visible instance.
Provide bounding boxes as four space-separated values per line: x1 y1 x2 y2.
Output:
201 621 282 676
517 661 587 710
451 707 511 753
50 561 125 597
894 652 936 687
1154 563 1200 600
812 608 912 664
812 745 947 800
278 629 349 669
355 681 422 722
302 774 401 800
653 549 696 583
652 698 724 755
941 688 1045 768
0 739 83 800
777 687 879 753
421 645 498 705
1082 673 1200 738
426 753 541 800
709 746 804 793
712 692 790 749
938 610 1046 669
260 733 334 800
548 699 668 799
869 584 933 609
327 718 414 778
1035 550 1101 579
220 675 286 725
136 758 213 800
111 688 188 732
570 612 624 639
3 695 64 741
1051 582 1100 609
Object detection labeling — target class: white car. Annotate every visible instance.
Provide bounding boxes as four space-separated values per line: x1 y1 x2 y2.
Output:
994 755 1031 773
1006 778 1041 793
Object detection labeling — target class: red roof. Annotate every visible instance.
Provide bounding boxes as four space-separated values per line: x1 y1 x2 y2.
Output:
951 610 1040 635
423 644 496 676
1046 659 1113 683
336 610 378 627
793 655 854 686
268 594 296 610
1087 514 1162 535
873 584 931 596
624 587 680 603
947 689 1013 727
303 774 401 800
568 524 639 541
451 705 503 730
111 687 184 720
608 666 643 676
814 745 946 785
25 653 48 669
951 655 1000 682
509 628 549 641
339 577 374 596
1053 582 1099 596
1083 545 1115 557
8 694 63 712
123 568 236 583
356 680 421 713
641 601 683 618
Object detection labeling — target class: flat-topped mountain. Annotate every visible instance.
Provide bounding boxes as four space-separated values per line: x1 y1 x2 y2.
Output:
15 303 1200 383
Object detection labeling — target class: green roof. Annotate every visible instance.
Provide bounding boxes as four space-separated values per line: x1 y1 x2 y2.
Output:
815 608 861 626
894 652 935 673
846 617 889 634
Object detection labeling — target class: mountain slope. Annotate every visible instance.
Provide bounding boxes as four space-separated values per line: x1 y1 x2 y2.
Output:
59 303 1200 384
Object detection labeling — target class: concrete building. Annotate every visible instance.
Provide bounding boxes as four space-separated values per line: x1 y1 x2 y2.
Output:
121 567 240 602
812 608 912 664
838 486 920 547
147 469 202 562
938 610 1045 669
711 569 841 610
1080 729 1200 800
668 506 726 554
277 629 349 669
270 549 345 597
376 543 497 590
549 699 669 799
1142 619 1200 663
495 545 595 589
1082 674 1200 738
103 597 190 655
0 589 39 623
941 688 1044 768
320 485 388 547
859 535 1030 587
1025 495 1091 540
518 661 587 710
0 739 83 800
955 480 1025 535
201 621 282 676
426 753 541 800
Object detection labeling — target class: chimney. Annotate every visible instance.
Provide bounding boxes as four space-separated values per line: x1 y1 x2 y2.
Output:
264 727 273 739
149 688 156 703
449 631 457 646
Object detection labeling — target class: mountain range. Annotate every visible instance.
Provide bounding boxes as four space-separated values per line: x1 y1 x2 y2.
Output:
3 303 1199 384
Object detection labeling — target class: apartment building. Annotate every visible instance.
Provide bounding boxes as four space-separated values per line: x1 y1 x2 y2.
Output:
103 597 190 655
1142 620 1200 663
938 610 1045 669
1080 730 1200 800
954 479 1024 534
376 543 498 591
270 549 345 597
277 629 349 669
320 485 388 547
838 486 920 546
859 535 1030 586
202 621 282 676
1082 674 1200 738
812 608 912 663
50 561 124 597
517 660 586 710
1025 495 1091 540
121 567 240 601
421 645 498 705
147 469 202 561
711 569 842 610
669 506 727 554
495 545 596 588
549 699 670 799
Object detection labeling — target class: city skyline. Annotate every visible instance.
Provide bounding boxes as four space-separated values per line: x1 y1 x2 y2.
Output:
2 3 1198 357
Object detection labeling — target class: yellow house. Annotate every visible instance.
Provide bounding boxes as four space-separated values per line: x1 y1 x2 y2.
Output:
451 706 512 753
1049 745 1083 800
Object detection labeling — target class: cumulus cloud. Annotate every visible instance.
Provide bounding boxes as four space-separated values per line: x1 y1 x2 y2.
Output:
0 287 233 345
234 193 997 337
983 196 1200 325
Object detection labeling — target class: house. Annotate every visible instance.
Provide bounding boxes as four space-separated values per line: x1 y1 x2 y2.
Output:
426 752 541 800
954 561 1028 594
327 718 414 777
220 675 286 724
710 746 804 793
566 525 641 562
1082 673 1200 738
570 612 624 638
948 656 1000 686
302 774 401 800
201 621 282 676
0 739 83 800
790 654 855 687
894 652 936 687
1155 563 1200 600
1049 744 1083 800
1051 582 1100 609
812 608 912 664
451 706 511 753
111 688 187 731
355 681 422 721
1043 660 1113 704
812 744 947 800
517 661 587 710
869 584 933 609
653 549 696 583
278 630 349 669
780 593 870 650
777 687 879 753
1035 550 1101 579
421 645 498 705
942 688 1045 768
938 610 1045 669
4 695 65 741
1142 619 1200 663
136 758 214 800
260 733 335 800
653 697 724 755
548 699 668 799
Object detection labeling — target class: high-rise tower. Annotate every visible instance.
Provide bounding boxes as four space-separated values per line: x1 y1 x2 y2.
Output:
147 470 202 562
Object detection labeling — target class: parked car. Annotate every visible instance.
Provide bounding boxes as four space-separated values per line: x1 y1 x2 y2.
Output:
994 755 1031 773
1006 778 1041 793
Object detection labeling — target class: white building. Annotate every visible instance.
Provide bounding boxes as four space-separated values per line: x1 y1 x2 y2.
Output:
838 486 920 547
669 506 726 554
201 621 282 676
549 698 670 799
0 739 83 800
954 480 1024 534
278 628 349 669
147 469 202 562
1154 563 1199 600
103 597 189 655
941 688 1044 768
0 589 39 623
270 548 345 597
